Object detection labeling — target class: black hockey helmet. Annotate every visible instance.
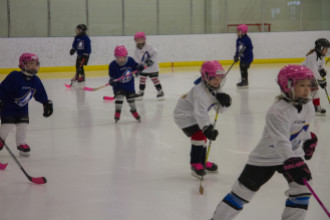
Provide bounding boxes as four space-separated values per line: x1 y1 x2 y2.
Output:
315 38 330 53
76 24 87 32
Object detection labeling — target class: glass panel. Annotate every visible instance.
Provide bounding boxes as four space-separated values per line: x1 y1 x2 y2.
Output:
320 0 330 30
10 0 47 37
124 0 157 36
0 0 8 37
88 0 122 36
191 0 205 34
205 0 227 33
159 0 191 35
50 0 86 37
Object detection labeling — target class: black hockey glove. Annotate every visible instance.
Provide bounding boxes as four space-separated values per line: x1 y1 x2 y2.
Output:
303 132 318 160
317 78 327 89
0 99 3 113
319 69 327 78
203 125 219 141
43 100 53 117
145 58 154 67
137 64 145 72
234 55 239 63
283 157 311 185
109 79 117 86
215 93 232 107
70 48 76 55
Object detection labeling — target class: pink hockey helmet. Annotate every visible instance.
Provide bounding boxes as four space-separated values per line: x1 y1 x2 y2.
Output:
237 24 248 35
134 32 146 41
201 60 225 81
19 53 39 69
114 45 128 57
277 65 318 99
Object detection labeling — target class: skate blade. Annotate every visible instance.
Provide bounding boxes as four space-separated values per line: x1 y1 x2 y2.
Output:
191 171 205 180
205 169 219 173
19 151 30 157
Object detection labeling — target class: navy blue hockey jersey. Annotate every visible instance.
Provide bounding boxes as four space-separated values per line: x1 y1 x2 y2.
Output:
109 57 139 93
235 34 254 64
0 71 49 117
72 34 91 55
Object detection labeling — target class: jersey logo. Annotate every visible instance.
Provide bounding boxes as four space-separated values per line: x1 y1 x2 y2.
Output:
119 68 133 83
290 124 309 151
207 103 217 112
15 88 36 107
77 40 85 50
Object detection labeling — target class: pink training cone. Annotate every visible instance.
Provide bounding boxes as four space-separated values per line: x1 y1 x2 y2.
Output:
0 162 8 170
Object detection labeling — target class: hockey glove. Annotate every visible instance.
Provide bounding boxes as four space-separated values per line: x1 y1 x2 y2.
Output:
145 58 154 67
319 69 327 78
137 64 145 72
0 99 3 113
109 79 117 86
215 93 232 107
70 48 76 55
317 78 327 89
43 100 53 117
283 157 311 185
303 132 318 160
203 125 219 141
234 55 239 63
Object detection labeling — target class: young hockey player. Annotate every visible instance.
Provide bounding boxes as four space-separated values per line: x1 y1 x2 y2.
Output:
173 60 232 179
133 32 164 100
0 53 53 157
211 65 318 220
302 38 330 116
69 24 91 83
234 24 253 87
109 45 144 123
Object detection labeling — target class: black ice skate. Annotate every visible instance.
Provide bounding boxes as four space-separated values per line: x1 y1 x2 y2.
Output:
135 91 144 100
130 110 141 122
205 161 219 173
157 90 165 100
315 105 326 116
191 163 206 179
17 144 30 157
236 79 248 88
114 111 121 123
77 75 85 83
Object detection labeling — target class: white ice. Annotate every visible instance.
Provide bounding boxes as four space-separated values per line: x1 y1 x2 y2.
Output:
0 64 329 220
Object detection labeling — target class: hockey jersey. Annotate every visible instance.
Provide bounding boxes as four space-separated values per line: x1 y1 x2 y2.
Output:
174 82 226 130
109 57 139 93
248 99 314 166
134 44 159 73
302 52 325 81
235 35 254 64
72 34 91 55
0 71 49 117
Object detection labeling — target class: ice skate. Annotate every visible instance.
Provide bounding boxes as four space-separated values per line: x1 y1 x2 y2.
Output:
205 161 219 173
236 79 248 88
77 75 85 83
130 110 141 122
315 105 326 116
135 91 144 100
17 144 30 157
157 90 165 100
191 163 206 179
114 111 121 123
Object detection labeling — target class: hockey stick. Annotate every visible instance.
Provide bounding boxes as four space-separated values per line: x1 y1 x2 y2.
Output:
83 67 144 92
0 161 8 170
324 88 330 104
2 141 46 184
65 58 86 88
103 96 115 101
200 105 221 195
224 61 237 78
303 179 330 218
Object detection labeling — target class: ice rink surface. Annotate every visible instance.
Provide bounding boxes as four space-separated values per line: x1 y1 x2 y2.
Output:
0 64 329 220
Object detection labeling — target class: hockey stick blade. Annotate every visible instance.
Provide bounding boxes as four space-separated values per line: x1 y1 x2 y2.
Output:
303 178 330 217
0 162 8 170
30 176 47 185
103 96 115 101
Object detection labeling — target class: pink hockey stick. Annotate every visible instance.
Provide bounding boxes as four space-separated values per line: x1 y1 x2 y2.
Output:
303 179 330 218
103 96 115 101
0 162 8 170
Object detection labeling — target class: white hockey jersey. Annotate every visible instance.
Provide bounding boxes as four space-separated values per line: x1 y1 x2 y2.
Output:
302 52 325 80
248 99 314 166
134 44 159 73
173 82 226 130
